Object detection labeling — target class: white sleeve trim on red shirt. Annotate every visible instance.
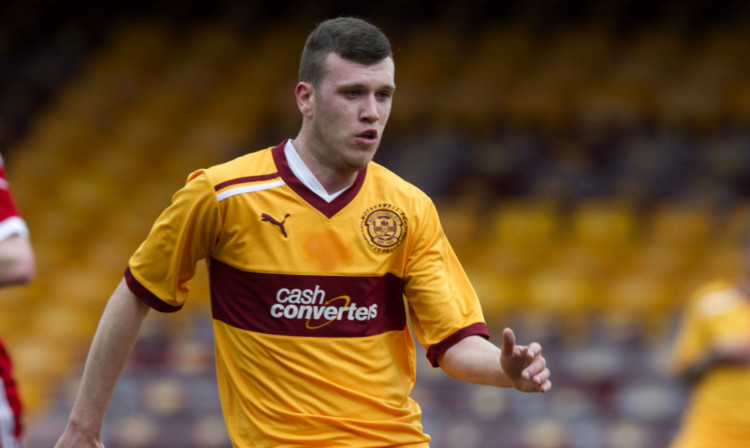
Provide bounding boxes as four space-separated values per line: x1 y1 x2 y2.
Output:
0 216 29 241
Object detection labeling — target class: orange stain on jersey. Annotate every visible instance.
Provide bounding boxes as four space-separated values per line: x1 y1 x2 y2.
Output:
303 228 355 272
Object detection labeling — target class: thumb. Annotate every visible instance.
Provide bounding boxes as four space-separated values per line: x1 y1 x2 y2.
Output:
501 327 516 357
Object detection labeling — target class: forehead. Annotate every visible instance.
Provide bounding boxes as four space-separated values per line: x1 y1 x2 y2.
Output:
320 52 395 88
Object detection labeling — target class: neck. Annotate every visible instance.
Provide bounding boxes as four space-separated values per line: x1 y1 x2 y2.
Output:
291 135 359 194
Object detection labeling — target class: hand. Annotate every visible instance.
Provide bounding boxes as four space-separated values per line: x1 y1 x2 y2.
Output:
500 327 551 393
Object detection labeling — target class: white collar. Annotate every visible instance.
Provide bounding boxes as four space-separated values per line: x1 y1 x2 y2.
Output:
284 140 351 203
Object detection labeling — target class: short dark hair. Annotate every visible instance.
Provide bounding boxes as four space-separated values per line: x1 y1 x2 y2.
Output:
299 17 392 87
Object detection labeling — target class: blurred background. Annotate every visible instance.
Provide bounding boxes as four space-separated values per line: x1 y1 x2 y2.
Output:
1 0 750 446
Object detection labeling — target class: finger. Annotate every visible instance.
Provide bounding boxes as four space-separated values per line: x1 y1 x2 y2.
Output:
501 328 516 356
531 367 551 386
539 379 552 393
522 355 547 380
526 342 542 359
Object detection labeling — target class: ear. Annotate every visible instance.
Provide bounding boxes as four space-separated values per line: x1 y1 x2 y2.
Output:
295 82 314 118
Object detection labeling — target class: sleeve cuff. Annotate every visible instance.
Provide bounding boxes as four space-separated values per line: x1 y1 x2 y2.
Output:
124 266 183 313
0 217 28 241
426 322 490 367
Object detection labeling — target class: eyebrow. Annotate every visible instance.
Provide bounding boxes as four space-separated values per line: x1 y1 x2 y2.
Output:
338 82 396 92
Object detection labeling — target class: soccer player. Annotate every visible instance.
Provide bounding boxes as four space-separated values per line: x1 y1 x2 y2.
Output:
668 225 750 448
55 17 551 447
0 153 35 448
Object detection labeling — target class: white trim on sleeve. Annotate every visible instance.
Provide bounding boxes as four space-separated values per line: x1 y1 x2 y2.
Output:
0 217 28 241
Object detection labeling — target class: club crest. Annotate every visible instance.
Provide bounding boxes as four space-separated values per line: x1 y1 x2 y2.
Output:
360 204 407 253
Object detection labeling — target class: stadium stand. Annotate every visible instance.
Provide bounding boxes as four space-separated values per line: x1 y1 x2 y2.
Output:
1 0 749 446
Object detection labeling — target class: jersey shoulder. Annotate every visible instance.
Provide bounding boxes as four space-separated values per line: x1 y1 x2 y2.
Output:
685 279 743 317
367 161 431 203
190 146 278 189
689 280 734 304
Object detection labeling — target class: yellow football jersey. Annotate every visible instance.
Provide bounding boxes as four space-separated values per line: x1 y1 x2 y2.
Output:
126 142 488 447
669 280 750 448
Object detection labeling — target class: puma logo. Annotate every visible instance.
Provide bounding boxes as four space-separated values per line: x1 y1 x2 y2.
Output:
261 213 290 238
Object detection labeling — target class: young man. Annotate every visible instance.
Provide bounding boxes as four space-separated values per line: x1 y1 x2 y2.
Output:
56 17 551 447
0 154 35 448
668 228 750 448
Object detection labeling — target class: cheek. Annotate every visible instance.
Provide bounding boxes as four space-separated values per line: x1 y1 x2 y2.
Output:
319 102 346 124
379 104 392 121
313 106 336 131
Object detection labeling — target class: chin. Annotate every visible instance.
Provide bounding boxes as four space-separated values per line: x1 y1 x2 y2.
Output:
347 146 377 162
345 155 374 171
348 160 371 171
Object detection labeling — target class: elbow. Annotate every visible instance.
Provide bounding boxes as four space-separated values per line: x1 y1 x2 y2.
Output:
0 256 36 286
0 235 36 285
5 269 34 286
16 264 35 284
17 256 36 284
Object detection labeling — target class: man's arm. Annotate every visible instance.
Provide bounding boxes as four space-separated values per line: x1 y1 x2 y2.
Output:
55 278 151 448
679 342 750 385
437 329 551 393
0 233 34 285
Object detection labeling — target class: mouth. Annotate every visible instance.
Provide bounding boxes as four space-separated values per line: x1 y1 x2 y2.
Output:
356 129 378 145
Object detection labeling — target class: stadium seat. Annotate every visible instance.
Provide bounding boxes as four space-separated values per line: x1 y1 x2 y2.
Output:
485 199 560 267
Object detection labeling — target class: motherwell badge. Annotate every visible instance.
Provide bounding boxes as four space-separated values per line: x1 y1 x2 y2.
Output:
361 204 407 253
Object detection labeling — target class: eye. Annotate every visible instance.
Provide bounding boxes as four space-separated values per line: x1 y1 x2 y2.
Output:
343 89 362 98
376 91 392 100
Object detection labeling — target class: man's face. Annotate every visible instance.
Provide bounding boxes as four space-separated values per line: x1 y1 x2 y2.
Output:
307 52 395 174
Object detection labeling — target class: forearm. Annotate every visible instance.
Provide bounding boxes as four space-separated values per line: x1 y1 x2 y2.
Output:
437 336 513 388
65 279 150 436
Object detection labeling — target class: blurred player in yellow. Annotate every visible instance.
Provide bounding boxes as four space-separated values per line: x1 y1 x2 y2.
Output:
669 227 750 448
0 154 35 448
55 17 551 448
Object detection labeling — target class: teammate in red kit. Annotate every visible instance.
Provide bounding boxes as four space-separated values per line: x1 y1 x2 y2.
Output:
56 17 551 447
0 154 35 448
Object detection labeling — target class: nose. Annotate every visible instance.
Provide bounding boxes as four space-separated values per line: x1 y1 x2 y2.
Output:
359 94 379 123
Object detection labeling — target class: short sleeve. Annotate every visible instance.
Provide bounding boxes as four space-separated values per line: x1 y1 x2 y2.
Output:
671 295 706 374
126 170 222 312
402 198 488 367
0 156 28 241
670 283 750 375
